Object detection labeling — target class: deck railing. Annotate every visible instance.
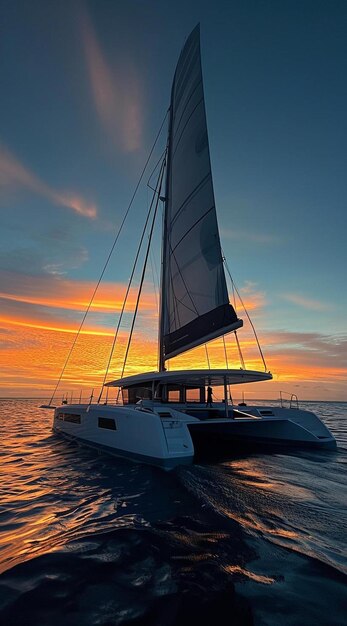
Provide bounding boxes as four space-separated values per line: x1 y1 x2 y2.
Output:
279 391 299 409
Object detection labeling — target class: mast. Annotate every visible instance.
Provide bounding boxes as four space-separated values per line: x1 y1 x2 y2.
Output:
158 112 173 372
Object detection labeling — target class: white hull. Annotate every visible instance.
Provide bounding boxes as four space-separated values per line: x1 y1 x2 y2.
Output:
53 404 194 470
53 401 336 470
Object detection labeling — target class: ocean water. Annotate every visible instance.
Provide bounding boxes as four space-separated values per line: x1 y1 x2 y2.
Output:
0 399 346 625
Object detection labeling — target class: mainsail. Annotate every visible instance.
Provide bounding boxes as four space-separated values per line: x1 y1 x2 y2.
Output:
160 25 242 365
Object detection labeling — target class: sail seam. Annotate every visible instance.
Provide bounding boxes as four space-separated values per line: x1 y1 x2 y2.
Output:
169 173 210 227
169 246 200 316
172 96 204 159
172 79 202 140
174 43 200 109
170 204 214 254
174 35 198 92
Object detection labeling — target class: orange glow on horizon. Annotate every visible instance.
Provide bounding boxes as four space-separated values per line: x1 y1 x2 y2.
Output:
1 272 346 400
1 315 346 400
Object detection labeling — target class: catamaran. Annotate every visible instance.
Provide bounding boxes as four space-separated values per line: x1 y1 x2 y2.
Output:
50 26 336 468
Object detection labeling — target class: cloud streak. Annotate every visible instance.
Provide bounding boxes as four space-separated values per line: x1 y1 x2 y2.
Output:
281 293 332 311
0 145 97 219
81 10 143 153
221 228 279 244
0 270 157 316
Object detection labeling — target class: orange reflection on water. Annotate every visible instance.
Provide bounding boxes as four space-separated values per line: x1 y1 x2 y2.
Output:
224 458 312 501
220 509 298 540
172 553 215 562
224 564 275 584
214 458 301 541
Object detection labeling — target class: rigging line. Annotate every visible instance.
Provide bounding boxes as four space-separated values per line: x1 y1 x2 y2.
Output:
47 110 168 407
223 335 229 369
120 157 166 381
147 148 168 191
232 280 237 311
151 237 161 299
204 344 211 369
223 335 232 402
234 331 246 370
98 151 167 403
148 237 159 368
149 248 159 315
223 252 267 372
170 270 181 326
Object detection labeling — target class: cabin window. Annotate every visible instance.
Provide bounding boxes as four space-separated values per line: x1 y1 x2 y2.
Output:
168 389 180 402
166 385 182 403
185 387 204 403
59 412 81 424
154 384 163 401
122 385 152 405
98 417 117 430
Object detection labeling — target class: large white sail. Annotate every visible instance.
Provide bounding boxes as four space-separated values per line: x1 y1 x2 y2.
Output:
160 25 242 364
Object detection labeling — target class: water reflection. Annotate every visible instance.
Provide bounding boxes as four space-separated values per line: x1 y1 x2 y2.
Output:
224 564 275 584
0 400 192 574
180 449 347 575
0 399 346 626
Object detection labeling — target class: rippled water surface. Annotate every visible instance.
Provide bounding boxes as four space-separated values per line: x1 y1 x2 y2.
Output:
0 399 346 625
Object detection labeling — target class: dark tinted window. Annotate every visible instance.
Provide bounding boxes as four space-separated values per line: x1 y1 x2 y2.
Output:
166 385 183 403
185 387 204 403
122 385 152 404
58 412 81 424
98 417 117 430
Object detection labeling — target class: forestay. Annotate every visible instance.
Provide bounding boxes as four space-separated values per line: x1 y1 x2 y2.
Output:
160 25 242 364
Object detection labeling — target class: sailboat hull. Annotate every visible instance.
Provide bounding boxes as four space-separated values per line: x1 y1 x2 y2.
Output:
53 401 336 470
188 418 337 452
53 404 194 470
186 405 336 451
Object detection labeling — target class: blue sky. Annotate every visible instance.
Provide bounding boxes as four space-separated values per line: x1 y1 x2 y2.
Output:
1 0 346 398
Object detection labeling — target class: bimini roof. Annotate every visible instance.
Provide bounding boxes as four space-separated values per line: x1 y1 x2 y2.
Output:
105 369 272 388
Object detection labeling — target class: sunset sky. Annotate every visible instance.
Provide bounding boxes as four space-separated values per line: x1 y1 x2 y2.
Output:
1 1 346 400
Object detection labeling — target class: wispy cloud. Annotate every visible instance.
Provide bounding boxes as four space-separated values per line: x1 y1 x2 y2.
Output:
80 10 143 153
237 281 266 312
221 228 278 244
0 270 157 316
0 244 88 278
0 145 97 219
281 293 332 311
